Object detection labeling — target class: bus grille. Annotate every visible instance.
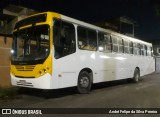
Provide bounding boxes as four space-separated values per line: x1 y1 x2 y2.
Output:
15 65 35 71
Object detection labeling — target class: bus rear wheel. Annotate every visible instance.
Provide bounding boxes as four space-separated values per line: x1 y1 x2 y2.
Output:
77 71 92 94
133 68 140 83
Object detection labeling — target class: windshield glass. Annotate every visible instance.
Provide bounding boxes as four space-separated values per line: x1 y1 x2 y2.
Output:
11 25 50 63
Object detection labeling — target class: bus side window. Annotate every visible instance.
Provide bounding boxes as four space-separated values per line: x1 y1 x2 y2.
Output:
98 32 105 52
53 19 76 59
88 29 97 51
133 42 137 55
77 27 87 49
118 38 124 53
137 43 141 55
147 46 151 56
124 40 129 54
104 34 112 52
144 45 147 56
98 32 111 53
129 41 133 54
111 35 118 53
53 19 61 46
141 44 144 56
78 26 97 51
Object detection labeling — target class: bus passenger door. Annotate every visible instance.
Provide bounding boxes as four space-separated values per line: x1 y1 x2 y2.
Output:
53 19 77 88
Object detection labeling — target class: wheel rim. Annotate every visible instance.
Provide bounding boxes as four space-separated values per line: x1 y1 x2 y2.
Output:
80 76 89 88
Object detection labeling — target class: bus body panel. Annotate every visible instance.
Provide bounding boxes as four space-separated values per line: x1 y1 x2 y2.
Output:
95 52 132 83
10 12 155 90
51 52 78 88
11 73 52 89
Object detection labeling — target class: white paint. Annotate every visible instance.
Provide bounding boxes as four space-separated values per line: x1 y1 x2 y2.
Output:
11 73 53 89
10 12 155 89
114 57 127 60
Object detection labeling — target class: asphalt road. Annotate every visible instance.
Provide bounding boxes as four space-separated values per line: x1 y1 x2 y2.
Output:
1 73 160 117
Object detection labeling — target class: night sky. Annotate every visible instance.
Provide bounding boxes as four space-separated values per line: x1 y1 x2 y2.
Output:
0 0 160 42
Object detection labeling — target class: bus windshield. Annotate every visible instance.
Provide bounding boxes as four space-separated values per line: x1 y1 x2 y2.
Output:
11 25 50 64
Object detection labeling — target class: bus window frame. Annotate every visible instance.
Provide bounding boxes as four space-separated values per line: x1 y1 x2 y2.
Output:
111 35 119 53
77 26 98 51
53 18 76 59
98 31 112 53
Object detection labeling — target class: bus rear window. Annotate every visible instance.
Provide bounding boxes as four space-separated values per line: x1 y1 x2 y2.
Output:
14 14 47 29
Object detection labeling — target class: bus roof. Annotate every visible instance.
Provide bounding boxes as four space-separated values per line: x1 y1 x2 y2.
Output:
60 14 152 46
17 11 152 46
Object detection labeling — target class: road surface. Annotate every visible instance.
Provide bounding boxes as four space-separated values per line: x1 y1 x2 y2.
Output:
1 73 160 117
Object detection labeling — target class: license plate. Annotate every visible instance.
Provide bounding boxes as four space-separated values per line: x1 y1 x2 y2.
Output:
19 80 27 85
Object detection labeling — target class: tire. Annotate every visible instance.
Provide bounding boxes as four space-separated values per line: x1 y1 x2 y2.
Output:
132 68 140 83
77 71 92 94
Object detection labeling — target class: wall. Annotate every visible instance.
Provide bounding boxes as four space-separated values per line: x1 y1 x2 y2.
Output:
0 35 12 87
155 56 160 73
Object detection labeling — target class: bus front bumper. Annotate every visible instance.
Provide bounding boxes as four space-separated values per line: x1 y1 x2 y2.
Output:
11 73 52 89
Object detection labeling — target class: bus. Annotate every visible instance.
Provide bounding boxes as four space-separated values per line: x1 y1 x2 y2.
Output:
11 12 155 93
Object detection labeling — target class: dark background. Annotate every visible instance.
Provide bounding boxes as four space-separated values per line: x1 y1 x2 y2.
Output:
0 0 160 42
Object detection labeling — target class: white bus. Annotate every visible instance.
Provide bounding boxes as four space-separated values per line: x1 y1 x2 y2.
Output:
11 12 155 93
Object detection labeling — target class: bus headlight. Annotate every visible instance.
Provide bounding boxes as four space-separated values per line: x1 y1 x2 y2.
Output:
38 67 50 76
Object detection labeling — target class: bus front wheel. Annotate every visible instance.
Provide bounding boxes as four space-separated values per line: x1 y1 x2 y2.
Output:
77 71 92 94
133 68 140 83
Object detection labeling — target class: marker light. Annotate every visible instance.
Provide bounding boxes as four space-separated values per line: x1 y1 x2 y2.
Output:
39 71 42 75
11 49 14 54
43 69 47 73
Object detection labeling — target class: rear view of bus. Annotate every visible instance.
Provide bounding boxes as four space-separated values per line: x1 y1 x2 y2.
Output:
11 12 59 89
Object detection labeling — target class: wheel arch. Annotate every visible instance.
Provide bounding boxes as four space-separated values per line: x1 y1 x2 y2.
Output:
78 68 93 83
135 67 140 76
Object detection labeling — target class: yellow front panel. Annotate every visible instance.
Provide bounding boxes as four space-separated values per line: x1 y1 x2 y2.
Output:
11 54 52 78
11 12 62 78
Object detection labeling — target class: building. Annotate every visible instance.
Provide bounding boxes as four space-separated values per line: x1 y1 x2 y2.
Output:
152 40 160 56
0 5 37 87
0 4 37 35
94 16 138 37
